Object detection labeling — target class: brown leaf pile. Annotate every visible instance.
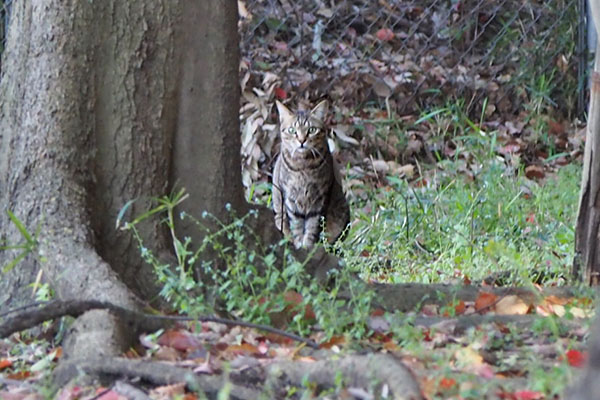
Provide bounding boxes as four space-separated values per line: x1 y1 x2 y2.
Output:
238 0 581 199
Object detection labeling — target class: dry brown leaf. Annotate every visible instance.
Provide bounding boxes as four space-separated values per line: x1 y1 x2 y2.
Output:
150 383 186 400
495 295 530 315
525 165 545 180
454 346 483 368
474 291 498 312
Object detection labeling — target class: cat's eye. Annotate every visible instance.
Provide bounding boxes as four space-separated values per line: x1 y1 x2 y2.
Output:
287 127 296 135
308 127 319 135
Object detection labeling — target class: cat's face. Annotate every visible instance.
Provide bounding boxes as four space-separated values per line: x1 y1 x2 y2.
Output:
277 100 328 160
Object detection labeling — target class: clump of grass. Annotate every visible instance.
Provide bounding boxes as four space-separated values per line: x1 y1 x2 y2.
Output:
341 145 579 286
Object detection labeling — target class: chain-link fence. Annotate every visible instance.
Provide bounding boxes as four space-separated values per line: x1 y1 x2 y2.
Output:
0 1 587 119
239 0 584 120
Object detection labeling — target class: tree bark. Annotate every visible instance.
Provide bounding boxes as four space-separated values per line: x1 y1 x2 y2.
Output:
0 0 346 391
574 2 600 284
0 0 247 383
172 0 247 241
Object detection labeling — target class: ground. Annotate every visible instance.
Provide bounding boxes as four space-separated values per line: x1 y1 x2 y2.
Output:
0 0 593 399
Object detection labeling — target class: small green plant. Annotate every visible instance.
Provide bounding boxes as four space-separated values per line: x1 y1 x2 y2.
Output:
121 189 374 340
1 210 41 273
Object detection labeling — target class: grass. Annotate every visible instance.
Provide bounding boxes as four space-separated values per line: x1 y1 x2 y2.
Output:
343 161 579 285
339 93 580 287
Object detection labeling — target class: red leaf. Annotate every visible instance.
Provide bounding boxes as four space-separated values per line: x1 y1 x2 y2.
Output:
157 330 202 352
422 328 432 342
376 28 394 41
274 87 287 100
497 390 544 400
0 359 12 370
439 377 456 390
371 308 385 317
514 390 544 400
474 292 498 313
566 349 587 368
5 371 30 380
526 213 535 224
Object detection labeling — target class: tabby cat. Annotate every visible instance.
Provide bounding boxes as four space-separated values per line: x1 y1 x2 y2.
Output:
272 100 350 248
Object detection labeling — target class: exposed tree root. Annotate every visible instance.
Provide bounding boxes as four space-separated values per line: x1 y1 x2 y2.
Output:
0 299 318 348
397 313 586 334
60 357 261 399
264 353 423 399
364 283 587 312
58 353 422 400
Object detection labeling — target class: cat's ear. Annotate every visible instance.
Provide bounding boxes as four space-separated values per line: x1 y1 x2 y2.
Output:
310 100 328 121
276 101 294 123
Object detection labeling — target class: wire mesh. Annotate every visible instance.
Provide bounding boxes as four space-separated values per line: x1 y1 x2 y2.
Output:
0 1 585 119
239 0 583 120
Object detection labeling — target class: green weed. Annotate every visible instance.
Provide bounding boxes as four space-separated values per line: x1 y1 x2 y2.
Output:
121 190 374 340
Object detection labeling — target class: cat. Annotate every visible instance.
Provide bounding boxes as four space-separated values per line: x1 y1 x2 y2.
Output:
272 100 349 248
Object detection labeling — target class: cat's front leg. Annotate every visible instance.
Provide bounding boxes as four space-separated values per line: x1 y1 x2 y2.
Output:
287 213 306 248
301 215 321 248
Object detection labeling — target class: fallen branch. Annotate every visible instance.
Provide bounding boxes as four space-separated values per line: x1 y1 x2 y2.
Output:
0 300 319 348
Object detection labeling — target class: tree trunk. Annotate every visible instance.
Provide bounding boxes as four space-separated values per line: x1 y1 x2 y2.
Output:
574 2 600 284
172 1 247 241
0 0 243 380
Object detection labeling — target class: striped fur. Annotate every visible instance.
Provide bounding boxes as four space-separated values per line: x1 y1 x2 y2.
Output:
272 100 349 248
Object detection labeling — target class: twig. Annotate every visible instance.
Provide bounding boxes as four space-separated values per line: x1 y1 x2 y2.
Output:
0 299 319 348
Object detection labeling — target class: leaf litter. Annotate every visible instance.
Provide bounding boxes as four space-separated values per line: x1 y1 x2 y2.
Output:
0 0 590 398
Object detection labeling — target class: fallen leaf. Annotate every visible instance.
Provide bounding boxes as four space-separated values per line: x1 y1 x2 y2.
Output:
376 28 394 41
474 292 498 312
514 390 545 400
224 343 261 356
237 0 250 19
495 295 530 315
565 349 587 368
525 165 545 180
320 335 346 349
0 392 41 400
454 346 483 368
439 377 456 390
371 308 385 317
284 290 316 320
421 304 438 316
274 87 287 100
5 371 31 380
96 390 126 400
158 330 203 352
0 358 13 370
150 383 186 400
332 126 359 146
